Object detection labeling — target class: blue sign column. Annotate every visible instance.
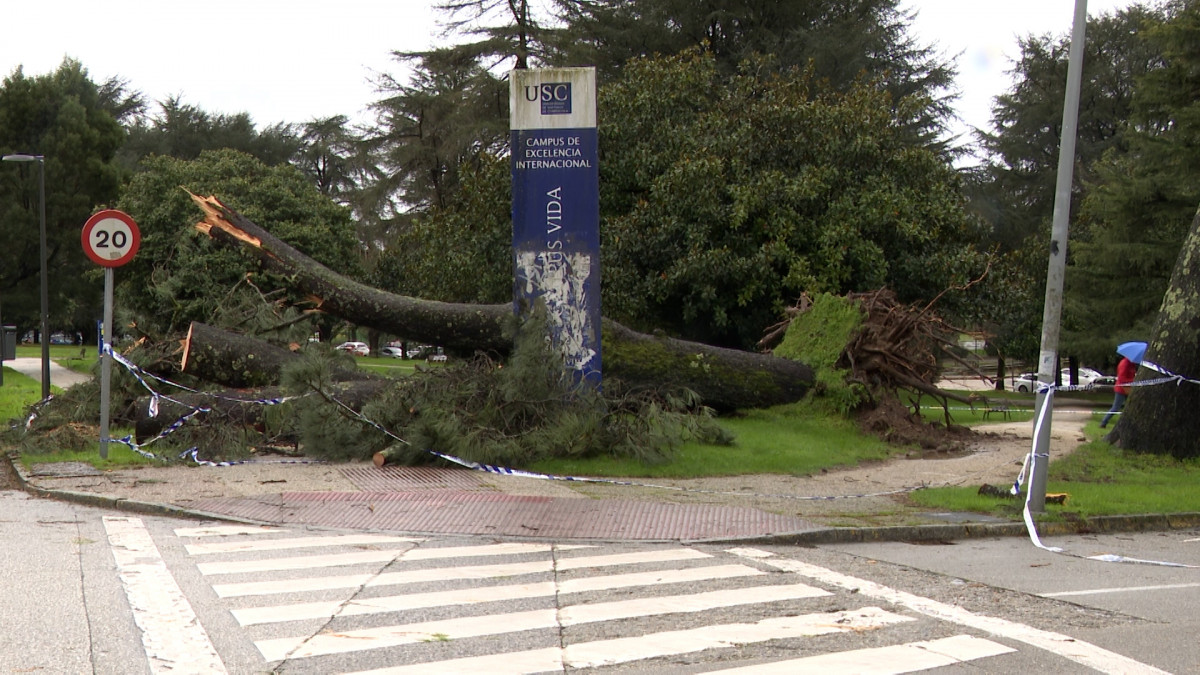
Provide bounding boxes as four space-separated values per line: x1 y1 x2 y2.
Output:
510 68 601 385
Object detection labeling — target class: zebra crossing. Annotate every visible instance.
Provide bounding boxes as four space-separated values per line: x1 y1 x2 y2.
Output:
109 519 1157 673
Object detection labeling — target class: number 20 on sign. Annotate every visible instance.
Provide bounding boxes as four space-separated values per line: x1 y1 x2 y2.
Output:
82 209 140 267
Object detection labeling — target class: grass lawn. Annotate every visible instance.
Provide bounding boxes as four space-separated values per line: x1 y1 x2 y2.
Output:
530 402 902 479
908 413 1200 520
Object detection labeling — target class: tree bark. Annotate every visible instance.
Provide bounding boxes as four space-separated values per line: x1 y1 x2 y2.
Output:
181 321 376 388
188 193 813 411
1109 203 1200 459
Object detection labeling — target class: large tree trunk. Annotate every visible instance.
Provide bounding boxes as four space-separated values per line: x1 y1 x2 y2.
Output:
1109 203 1200 459
188 193 813 411
181 321 376 387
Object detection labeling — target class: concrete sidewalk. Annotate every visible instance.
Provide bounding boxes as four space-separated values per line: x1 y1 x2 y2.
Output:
3 356 93 389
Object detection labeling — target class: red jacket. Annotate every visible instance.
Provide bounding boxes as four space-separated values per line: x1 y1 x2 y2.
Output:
1115 357 1137 395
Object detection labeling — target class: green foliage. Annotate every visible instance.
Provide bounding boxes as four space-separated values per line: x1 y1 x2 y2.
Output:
978 5 1163 251
548 0 958 148
114 149 362 335
1066 1 1200 367
0 59 126 336
599 51 981 348
365 48 510 215
285 310 733 465
119 96 300 169
373 155 512 302
773 293 868 415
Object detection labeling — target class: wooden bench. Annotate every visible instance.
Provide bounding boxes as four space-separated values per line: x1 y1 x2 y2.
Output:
982 404 1012 421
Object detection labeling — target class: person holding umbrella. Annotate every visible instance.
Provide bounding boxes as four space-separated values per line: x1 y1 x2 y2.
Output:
1100 341 1145 429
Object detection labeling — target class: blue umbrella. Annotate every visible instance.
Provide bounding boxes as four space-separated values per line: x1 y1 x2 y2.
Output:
1116 341 1147 364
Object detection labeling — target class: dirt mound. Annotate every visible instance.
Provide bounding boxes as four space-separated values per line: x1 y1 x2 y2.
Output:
856 397 974 455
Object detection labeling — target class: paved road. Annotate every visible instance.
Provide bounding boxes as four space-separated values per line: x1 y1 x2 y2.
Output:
827 531 1200 674
1 490 1178 674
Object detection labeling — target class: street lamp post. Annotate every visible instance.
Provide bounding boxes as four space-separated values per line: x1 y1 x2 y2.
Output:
2 153 51 400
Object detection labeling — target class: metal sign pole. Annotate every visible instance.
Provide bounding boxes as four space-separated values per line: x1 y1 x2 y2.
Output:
99 267 114 459
1030 0 1088 511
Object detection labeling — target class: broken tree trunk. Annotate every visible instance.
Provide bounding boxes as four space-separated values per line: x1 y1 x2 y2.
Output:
181 321 377 388
189 193 813 411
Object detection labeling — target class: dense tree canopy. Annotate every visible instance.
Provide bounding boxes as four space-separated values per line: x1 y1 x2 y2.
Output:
114 149 362 336
549 0 959 148
118 96 300 170
966 4 1170 366
1066 0 1200 365
0 59 126 336
599 52 982 347
379 51 985 350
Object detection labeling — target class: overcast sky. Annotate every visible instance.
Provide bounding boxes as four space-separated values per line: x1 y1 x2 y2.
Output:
3 0 1134 154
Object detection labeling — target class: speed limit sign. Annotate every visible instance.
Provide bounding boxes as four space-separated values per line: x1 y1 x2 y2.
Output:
82 209 140 267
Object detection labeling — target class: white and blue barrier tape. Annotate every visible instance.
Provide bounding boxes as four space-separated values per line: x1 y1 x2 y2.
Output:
93 342 944 501
77 342 1200 515
1010 360 1199 567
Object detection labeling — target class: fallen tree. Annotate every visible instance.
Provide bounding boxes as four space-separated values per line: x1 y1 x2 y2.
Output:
188 193 814 411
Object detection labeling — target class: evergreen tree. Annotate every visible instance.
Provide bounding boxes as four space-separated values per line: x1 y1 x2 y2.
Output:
548 0 958 148
119 96 300 169
0 59 126 338
1068 0 1200 365
114 149 362 336
976 5 1164 252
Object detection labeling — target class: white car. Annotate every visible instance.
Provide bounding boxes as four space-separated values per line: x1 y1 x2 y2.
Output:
379 346 404 358
1061 367 1103 386
1012 372 1039 393
335 341 369 356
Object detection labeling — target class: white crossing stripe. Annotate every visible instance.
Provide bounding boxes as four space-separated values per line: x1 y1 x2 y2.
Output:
174 525 288 537
730 547 1171 675
185 533 419 555
211 547 713 598
197 542 582 575
104 517 227 674
255 583 830 660
708 635 1016 673
339 607 914 674
232 564 765 625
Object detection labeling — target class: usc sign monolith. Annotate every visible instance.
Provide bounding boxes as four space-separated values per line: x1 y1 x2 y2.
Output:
510 67 601 385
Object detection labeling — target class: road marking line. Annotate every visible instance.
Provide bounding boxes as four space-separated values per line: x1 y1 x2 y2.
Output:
1042 582 1200 598
729 547 1170 675
255 582 829 660
197 542 585 575
103 516 227 674
338 607 913 674
232 564 765 625
707 634 1015 674
174 525 288 537
211 547 713 597
185 533 419 555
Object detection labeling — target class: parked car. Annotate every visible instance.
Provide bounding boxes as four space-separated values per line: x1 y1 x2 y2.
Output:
379 345 405 358
1013 372 1039 393
335 341 369 356
1061 367 1104 387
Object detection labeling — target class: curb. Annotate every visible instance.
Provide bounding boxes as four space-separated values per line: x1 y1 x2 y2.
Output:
8 453 1200 543
739 512 1200 546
